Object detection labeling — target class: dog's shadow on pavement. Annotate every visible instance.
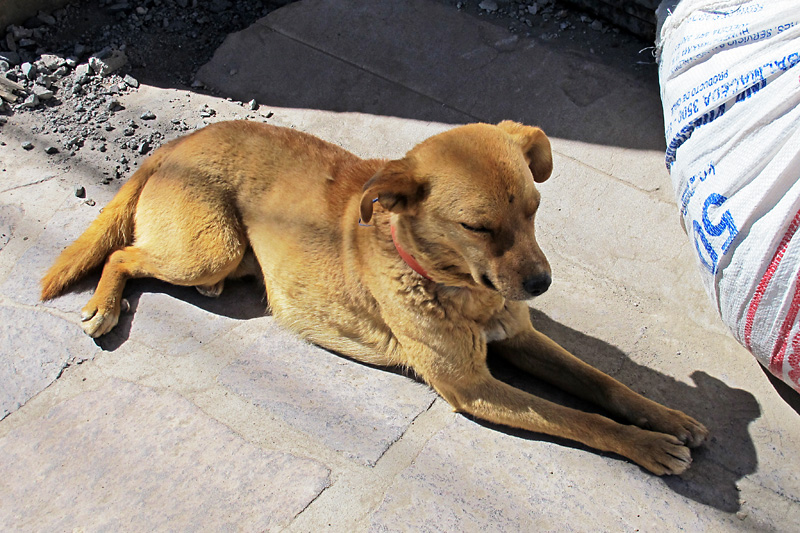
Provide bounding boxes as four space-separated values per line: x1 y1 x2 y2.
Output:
94 276 269 352
481 308 761 514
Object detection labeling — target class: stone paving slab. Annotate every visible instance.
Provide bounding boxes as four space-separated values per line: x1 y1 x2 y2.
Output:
220 318 437 466
369 415 794 532
0 170 74 286
538 152 703 314
0 378 330 531
0 304 99 420
1 196 111 313
263 0 663 148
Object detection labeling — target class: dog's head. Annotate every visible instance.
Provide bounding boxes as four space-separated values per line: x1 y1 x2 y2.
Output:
360 121 553 301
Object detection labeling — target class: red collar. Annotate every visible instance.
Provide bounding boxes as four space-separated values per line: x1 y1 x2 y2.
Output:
391 224 432 280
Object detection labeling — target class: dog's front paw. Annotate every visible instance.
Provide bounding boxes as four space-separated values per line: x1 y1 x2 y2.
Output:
631 430 693 476
635 406 708 449
80 298 127 337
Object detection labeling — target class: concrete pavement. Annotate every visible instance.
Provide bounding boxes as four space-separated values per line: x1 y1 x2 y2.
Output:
1 0 798 530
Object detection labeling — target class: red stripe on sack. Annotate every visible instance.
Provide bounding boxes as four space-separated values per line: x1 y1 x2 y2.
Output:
770 278 800 374
788 331 800 389
744 207 800 349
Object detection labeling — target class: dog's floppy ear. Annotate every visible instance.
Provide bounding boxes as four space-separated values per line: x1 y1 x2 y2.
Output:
360 159 428 224
497 120 553 183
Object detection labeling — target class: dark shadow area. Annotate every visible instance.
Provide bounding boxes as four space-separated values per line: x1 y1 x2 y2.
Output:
16 0 665 152
94 275 268 352
760 364 800 416
32 0 297 90
193 0 666 150
474 308 761 513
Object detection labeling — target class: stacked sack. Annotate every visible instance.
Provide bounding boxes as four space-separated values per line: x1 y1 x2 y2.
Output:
657 0 800 391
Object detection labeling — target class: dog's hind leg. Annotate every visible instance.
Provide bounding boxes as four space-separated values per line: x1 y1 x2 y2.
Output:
81 184 248 336
81 246 159 337
82 236 246 337
196 280 225 298
195 248 260 298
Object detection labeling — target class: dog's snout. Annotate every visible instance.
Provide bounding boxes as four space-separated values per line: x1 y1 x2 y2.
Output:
523 273 551 297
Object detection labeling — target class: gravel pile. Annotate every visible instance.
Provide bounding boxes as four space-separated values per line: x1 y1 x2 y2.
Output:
0 0 295 190
465 0 619 38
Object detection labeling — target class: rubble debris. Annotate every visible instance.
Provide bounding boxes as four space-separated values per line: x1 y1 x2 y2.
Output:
38 54 64 70
32 85 53 100
199 104 216 118
21 94 39 108
73 63 92 84
88 50 127 76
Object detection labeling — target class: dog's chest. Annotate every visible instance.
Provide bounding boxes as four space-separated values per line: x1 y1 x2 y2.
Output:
437 287 528 344
483 320 511 343
481 303 531 343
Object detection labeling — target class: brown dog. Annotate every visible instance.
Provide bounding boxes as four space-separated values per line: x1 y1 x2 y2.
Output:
41 120 707 474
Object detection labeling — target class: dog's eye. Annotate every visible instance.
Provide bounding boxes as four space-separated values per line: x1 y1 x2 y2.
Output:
460 222 492 234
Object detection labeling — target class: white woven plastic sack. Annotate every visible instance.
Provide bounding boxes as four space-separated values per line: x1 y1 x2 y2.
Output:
657 0 800 391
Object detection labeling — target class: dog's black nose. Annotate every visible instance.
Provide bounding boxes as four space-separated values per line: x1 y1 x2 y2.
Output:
523 273 551 297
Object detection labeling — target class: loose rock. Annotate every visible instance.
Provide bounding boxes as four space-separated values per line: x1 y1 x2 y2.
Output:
22 94 39 108
199 104 216 117
37 12 57 26
88 50 127 76
32 85 54 100
39 54 63 70
74 63 92 84
21 62 37 80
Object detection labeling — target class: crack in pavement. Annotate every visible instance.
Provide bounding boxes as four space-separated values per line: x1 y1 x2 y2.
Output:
0 174 59 195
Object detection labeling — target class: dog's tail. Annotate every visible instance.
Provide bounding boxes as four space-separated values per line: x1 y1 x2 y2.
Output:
40 147 168 301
